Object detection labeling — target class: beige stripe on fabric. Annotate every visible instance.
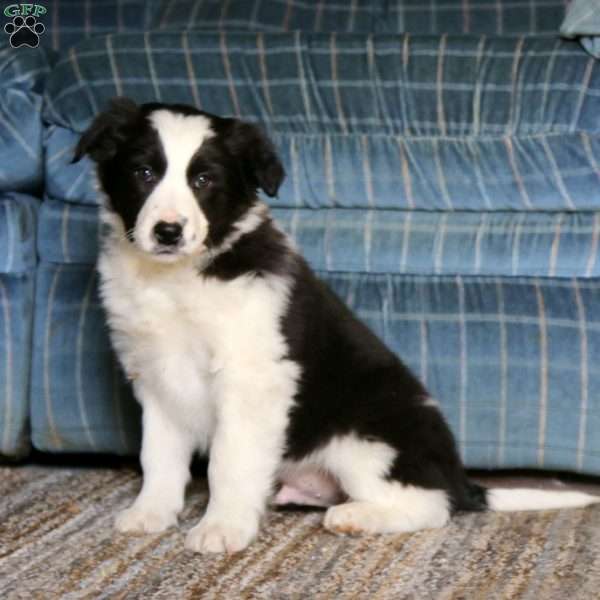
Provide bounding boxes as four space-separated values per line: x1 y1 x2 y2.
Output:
330 33 348 135
585 212 600 277
76 271 98 451
3 203 14 273
508 37 524 134
257 33 274 116
548 213 564 277
294 31 312 123
361 135 375 209
573 278 589 471
540 135 576 210
433 139 453 209
106 34 123 97
324 135 335 206
436 34 448 137
398 138 414 209
496 280 509 465
0 281 13 454
70 46 98 114
43 266 64 450
145 31 161 101
457 275 468 456
504 136 533 209
182 31 201 109
535 279 548 467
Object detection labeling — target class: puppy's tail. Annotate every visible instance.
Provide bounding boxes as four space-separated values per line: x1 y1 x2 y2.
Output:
485 487 600 512
459 481 599 512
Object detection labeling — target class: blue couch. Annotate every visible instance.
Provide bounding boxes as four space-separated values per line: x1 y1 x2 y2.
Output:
2 1 600 475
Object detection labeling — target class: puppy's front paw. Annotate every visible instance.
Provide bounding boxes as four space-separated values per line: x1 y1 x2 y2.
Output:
185 516 258 554
115 505 178 534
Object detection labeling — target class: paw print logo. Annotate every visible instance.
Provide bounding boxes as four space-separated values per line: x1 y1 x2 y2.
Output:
4 15 45 48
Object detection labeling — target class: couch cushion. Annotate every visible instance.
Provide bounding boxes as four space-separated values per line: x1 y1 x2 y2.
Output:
44 32 600 211
153 0 568 36
0 42 55 192
38 198 600 278
29 263 600 474
30 263 140 455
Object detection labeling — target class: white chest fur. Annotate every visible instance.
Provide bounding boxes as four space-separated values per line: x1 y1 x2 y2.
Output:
97 237 295 453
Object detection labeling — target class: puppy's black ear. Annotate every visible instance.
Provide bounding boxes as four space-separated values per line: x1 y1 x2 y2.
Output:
226 120 285 197
72 97 139 163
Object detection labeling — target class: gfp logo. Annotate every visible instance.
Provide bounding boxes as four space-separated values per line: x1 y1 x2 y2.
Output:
4 4 47 48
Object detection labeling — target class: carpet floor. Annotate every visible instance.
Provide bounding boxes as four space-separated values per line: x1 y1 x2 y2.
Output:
1 465 600 599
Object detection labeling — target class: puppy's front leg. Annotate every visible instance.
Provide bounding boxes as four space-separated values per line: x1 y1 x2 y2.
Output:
185 362 295 554
115 389 195 534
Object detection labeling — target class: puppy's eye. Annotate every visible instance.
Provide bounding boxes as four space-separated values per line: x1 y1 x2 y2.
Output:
134 166 154 183
192 174 210 189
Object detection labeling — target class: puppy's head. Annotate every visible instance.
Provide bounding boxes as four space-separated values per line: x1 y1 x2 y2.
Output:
74 98 285 262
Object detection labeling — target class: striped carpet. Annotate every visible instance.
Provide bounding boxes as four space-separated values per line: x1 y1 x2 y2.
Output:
1 465 600 599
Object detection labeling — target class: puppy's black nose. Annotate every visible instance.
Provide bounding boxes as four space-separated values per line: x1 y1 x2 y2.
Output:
153 221 183 246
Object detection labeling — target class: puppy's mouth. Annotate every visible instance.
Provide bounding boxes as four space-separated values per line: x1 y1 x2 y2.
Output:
149 244 187 262
155 246 180 255
147 240 208 263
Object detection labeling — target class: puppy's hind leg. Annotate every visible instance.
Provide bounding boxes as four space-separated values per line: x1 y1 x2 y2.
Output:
319 435 450 535
324 490 450 536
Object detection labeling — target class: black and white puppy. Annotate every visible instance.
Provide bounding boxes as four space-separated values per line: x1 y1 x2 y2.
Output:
75 98 599 554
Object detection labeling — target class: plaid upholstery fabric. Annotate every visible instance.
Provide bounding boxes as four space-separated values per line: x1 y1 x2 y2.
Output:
44 32 600 211
154 0 569 36
0 43 55 192
38 199 600 278
43 0 155 51
0 194 39 458
30 263 141 455
29 263 600 474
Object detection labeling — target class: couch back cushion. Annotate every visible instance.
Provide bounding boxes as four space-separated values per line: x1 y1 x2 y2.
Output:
153 0 568 36
44 32 600 212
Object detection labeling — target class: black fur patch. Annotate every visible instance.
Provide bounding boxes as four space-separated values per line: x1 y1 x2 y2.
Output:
278 259 483 512
202 218 294 280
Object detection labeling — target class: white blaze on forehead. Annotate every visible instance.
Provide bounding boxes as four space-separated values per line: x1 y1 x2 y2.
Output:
149 109 215 172
134 109 214 257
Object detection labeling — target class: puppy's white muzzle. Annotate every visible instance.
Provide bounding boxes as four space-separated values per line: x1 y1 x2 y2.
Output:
135 190 209 262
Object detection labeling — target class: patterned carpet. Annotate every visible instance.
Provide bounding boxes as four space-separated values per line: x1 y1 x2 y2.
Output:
1 465 600 599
